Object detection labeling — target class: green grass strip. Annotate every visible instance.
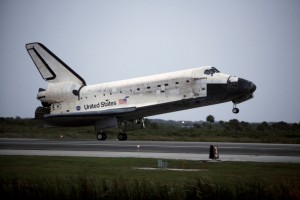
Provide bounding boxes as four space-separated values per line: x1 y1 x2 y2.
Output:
0 156 299 199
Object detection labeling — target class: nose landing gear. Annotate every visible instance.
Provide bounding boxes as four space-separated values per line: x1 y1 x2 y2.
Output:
232 105 239 114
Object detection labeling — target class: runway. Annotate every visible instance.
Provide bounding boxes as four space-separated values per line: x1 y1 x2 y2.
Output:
0 138 299 163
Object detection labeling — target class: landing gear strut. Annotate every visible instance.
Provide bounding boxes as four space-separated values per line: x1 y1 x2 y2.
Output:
232 104 239 114
97 132 107 141
118 132 127 141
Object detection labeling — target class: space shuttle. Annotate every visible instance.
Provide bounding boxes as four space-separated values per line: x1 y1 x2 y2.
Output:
26 42 256 140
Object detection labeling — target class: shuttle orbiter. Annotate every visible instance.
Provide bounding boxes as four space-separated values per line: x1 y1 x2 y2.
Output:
26 42 256 140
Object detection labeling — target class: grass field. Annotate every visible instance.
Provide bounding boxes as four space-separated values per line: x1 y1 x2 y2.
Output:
0 156 299 199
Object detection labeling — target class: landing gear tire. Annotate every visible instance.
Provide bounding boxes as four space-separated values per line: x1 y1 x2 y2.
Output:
118 132 127 141
232 107 239 114
97 132 107 141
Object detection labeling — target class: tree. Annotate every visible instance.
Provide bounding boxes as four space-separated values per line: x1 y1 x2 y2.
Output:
272 121 290 131
257 121 270 131
227 119 241 131
193 123 202 129
206 115 215 129
240 121 251 131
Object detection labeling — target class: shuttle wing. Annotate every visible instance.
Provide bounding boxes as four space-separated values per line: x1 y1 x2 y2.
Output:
44 107 136 118
26 43 86 85
42 107 137 127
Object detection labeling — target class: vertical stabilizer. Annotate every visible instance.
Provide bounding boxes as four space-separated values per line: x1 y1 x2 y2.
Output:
26 43 86 85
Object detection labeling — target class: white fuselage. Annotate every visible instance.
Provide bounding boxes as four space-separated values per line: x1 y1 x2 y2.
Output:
48 66 232 118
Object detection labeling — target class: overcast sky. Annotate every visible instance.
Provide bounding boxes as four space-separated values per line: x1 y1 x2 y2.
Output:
1 0 300 123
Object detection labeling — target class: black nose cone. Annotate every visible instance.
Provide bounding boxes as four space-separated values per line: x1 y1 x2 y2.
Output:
238 78 256 94
250 82 256 93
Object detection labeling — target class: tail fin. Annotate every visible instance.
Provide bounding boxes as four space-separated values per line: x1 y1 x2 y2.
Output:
26 42 86 85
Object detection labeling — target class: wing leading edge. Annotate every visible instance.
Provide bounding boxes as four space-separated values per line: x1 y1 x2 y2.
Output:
44 107 136 118
42 107 137 127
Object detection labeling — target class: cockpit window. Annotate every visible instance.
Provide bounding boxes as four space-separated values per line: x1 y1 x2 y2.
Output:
204 67 220 75
204 70 210 75
212 67 220 73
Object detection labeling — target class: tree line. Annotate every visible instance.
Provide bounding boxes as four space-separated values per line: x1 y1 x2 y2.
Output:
1 116 300 132
205 115 300 132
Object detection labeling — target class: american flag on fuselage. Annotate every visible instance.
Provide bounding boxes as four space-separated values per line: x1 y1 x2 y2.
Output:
118 98 127 104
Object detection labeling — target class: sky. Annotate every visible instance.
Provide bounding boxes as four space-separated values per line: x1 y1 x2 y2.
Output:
0 0 300 123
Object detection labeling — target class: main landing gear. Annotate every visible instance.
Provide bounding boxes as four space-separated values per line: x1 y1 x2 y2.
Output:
96 131 127 141
97 132 107 141
232 104 239 114
95 118 143 141
118 132 127 141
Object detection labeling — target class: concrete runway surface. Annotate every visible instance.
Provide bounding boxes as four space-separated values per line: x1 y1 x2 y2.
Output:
0 138 299 163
